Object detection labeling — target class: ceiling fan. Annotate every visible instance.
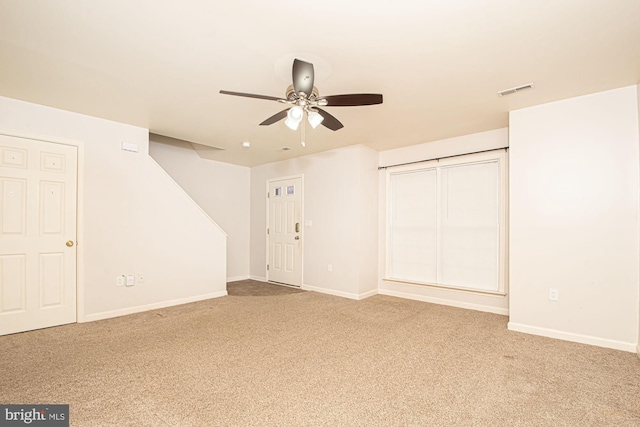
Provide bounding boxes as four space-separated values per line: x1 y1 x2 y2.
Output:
220 59 383 132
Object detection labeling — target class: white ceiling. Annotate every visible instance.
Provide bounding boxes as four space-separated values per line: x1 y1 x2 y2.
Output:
1 0 639 166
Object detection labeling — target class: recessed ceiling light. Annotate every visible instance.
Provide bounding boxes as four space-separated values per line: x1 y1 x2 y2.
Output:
241 141 251 148
497 83 534 97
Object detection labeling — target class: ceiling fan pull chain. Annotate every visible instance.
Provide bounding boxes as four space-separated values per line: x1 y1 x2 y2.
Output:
301 116 306 147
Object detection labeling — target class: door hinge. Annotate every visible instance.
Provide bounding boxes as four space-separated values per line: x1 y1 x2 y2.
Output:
267 191 270 198
267 228 269 235
267 264 269 271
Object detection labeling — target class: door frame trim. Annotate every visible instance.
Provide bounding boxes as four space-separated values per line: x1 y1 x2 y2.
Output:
0 128 85 322
265 174 304 286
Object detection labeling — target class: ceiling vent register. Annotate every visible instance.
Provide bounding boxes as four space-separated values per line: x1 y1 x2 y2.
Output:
497 83 534 97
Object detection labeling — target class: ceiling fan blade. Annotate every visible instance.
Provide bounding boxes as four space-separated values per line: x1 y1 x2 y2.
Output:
292 59 314 96
321 93 383 106
219 90 284 102
316 108 344 131
259 109 289 126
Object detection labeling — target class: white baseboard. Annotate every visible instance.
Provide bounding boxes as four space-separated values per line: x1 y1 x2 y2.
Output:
80 291 228 323
378 289 509 315
359 289 379 300
302 284 377 300
227 275 250 282
249 275 267 282
508 322 637 353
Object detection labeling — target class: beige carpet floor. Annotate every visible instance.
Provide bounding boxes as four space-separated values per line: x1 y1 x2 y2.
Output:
1 281 639 426
227 279 305 297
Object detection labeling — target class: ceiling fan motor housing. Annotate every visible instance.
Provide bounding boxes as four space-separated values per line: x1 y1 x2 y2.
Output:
286 84 319 102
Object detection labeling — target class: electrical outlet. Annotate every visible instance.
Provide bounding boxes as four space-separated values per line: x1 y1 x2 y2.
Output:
116 275 125 287
549 288 559 301
126 275 135 287
138 273 145 283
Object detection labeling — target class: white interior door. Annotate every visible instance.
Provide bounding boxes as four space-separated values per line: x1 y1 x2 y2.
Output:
268 177 302 286
0 134 78 335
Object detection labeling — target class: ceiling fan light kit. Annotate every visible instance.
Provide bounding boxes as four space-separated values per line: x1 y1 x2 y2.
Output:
307 110 324 129
285 106 304 130
220 58 383 145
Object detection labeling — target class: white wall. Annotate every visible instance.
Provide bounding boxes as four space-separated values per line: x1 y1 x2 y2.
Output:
149 137 250 281
357 147 379 296
250 144 378 299
377 128 510 315
509 86 639 352
0 96 227 321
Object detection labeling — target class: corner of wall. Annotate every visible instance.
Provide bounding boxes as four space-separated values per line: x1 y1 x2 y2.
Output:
250 145 380 298
357 145 380 296
637 82 640 355
149 137 251 281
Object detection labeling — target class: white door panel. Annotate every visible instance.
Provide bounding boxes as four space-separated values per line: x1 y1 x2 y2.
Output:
268 177 302 286
0 135 77 335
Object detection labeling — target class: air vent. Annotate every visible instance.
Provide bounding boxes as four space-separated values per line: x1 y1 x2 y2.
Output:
497 83 534 97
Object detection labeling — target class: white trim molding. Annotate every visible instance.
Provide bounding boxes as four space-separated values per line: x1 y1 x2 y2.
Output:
227 275 250 282
302 284 378 301
508 322 638 353
81 291 227 323
379 288 509 316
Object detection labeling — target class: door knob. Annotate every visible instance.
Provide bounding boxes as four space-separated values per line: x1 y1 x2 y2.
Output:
66 240 74 247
